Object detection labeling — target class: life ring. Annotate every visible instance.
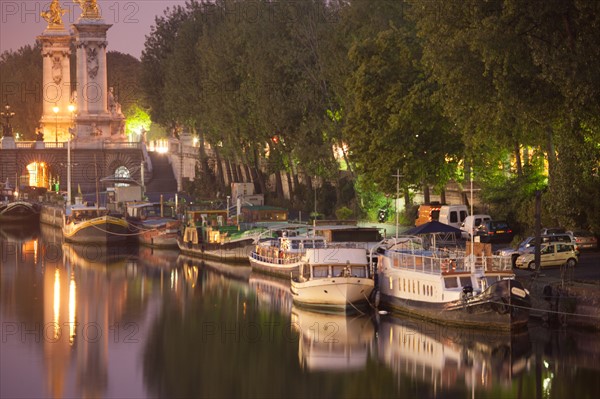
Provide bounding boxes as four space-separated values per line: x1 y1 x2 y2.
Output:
441 259 456 273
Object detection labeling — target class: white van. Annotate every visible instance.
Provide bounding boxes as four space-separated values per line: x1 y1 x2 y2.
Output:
460 214 492 239
438 205 469 229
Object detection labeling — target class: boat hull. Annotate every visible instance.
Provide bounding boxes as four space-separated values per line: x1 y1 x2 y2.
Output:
291 277 375 312
249 253 303 277
63 216 130 244
378 279 530 331
178 237 256 264
127 218 180 249
139 231 178 249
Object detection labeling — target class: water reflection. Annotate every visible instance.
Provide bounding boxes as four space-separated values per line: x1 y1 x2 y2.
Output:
249 272 293 314
2 225 600 398
377 315 531 393
291 307 375 372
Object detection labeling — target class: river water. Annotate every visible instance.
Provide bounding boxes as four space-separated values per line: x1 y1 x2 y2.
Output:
1 224 598 398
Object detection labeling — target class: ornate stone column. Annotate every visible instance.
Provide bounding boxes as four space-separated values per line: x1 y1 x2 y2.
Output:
71 0 114 143
37 0 72 143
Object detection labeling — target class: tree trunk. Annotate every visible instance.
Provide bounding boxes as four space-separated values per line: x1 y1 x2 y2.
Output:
236 164 243 183
286 170 293 202
275 171 284 200
423 182 431 204
214 148 225 192
252 148 266 195
546 126 556 187
514 141 522 177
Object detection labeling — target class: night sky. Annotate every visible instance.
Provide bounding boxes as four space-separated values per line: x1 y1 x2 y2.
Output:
0 0 185 59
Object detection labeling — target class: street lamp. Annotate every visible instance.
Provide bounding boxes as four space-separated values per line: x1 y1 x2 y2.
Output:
1 103 15 137
52 104 59 144
67 103 75 204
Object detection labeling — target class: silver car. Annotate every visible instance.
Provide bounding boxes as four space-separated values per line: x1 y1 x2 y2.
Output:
496 234 575 267
515 242 579 270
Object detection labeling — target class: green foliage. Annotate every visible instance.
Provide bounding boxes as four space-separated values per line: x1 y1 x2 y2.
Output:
0 0 587 231
0 44 43 139
124 104 151 139
335 206 353 220
106 51 144 114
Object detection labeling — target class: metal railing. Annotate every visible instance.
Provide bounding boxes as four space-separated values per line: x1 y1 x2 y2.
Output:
384 249 513 274
250 251 303 265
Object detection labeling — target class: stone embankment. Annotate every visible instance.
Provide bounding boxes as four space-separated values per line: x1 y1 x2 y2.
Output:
519 275 600 330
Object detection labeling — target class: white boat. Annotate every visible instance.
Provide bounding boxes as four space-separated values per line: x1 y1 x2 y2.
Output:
62 204 130 244
375 236 531 331
290 247 375 312
249 233 327 277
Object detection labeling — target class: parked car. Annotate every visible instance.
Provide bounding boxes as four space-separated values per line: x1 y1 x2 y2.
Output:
541 227 566 235
475 220 514 243
514 242 579 270
438 204 469 229
460 214 491 239
566 229 598 250
496 233 575 267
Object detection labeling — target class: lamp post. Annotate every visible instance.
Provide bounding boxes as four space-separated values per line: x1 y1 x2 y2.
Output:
52 104 59 144
67 103 75 204
1 103 15 137
227 195 230 220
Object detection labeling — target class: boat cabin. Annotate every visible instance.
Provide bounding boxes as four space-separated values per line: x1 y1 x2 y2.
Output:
241 205 288 222
127 202 175 220
278 235 326 252
300 248 369 280
65 205 109 224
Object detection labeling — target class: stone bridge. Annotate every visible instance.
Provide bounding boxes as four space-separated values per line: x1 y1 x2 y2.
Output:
0 141 148 195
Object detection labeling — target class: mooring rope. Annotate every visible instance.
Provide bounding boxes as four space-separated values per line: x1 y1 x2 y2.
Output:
84 221 160 236
486 299 600 319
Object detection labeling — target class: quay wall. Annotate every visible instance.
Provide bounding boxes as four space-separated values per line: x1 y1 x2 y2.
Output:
519 276 600 331
40 205 64 228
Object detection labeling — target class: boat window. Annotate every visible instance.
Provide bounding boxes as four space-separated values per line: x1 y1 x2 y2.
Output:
459 277 472 287
351 266 366 278
332 266 345 277
444 277 458 288
290 241 300 250
312 266 329 278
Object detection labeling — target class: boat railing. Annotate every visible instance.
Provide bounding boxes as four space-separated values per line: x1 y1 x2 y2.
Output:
250 251 303 265
386 250 513 274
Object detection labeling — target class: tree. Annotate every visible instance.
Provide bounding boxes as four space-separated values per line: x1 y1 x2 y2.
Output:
0 44 43 139
344 1 461 202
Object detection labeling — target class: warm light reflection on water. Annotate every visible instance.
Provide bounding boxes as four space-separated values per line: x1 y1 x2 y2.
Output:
53 269 60 340
0 225 599 399
68 273 76 345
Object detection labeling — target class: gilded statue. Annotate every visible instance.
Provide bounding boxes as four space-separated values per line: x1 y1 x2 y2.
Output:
40 0 67 27
73 0 100 19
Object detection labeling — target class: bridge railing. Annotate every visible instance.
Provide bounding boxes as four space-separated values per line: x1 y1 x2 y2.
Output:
7 141 143 150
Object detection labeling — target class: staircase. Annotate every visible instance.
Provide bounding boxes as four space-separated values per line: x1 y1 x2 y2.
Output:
145 152 178 197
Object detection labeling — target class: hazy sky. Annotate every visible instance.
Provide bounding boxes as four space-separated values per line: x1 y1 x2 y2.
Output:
0 0 186 59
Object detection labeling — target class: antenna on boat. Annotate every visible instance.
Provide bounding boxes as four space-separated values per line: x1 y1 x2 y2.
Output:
469 163 475 272
94 154 99 210
392 169 401 240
